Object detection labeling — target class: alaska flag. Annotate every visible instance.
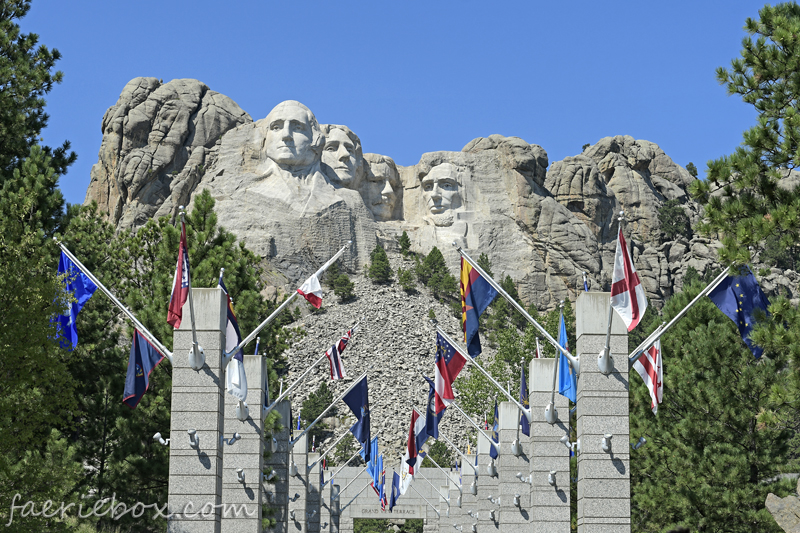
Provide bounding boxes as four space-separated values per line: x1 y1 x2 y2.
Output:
123 330 165 408
55 251 98 349
460 257 498 356
520 366 530 436
557 311 577 402
708 270 770 358
423 375 444 440
389 471 401 511
343 376 371 461
489 400 499 459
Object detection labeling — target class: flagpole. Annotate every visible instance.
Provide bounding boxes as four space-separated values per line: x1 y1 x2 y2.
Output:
332 466 368 501
412 464 446 502
290 371 370 449
325 446 364 482
55 240 174 365
448 401 499 454
409 485 441 518
439 433 478 475
309 430 354 472
435 326 532 422
227 241 351 362
264 321 361 419
546 302 564 424
600 211 626 375
340 479 375 512
629 266 731 365
419 449 459 494
177 209 204 371
453 244 580 375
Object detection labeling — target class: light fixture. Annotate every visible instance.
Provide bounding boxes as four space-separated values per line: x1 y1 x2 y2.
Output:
471 524 477 533
515 471 532 484
489 510 496 522
486 495 498 505
221 432 241 446
153 432 170 446
545 402 558 425
486 459 497 477
289 493 300 502
511 439 522 456
513 494 520 507
236 468 245 483
469 481 477 495
308 510 317 518
548 471 556 486
456 495 462 508
559 434 580 454
453 525 462 531
271 437 278 453
289 461 298 477
467 511 478 519
187 429 199 448
602 434 613 453
263 469 277 482
631 437 647 450
289 510 295 521
235 401 249 422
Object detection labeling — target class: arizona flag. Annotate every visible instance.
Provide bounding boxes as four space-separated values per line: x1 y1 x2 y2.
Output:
123 330 165 408
220 276 247 402
460 257 498 356
610 228 648 331
325 328 352 380
167 221 191 328
433 333 467 413
297 273 323 308
405 408 427 474
633 340 663 414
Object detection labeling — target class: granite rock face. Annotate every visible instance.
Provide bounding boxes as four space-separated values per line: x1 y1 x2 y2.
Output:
84 78 800 309
766 478 800 533
85 77 252 228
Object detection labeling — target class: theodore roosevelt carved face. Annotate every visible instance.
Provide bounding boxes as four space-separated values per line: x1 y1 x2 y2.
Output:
420 163 462 226
263 100 323 173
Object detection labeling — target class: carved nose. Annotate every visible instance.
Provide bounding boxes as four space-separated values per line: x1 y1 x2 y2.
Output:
381 181 393 195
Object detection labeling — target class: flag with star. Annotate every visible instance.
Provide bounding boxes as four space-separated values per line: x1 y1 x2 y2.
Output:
708 269 770 358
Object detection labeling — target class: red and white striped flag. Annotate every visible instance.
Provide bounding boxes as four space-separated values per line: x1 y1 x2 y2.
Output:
167 221 190 328
406 408 427 475
610 227 648 331
633 340 663 414
325 329 352 380
297 273 323 308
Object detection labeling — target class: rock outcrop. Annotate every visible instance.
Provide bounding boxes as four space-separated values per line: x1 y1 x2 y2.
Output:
766 478 800 533
84 78 800 310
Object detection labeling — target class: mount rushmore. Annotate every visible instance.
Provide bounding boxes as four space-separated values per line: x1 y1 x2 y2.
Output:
84 77 800 309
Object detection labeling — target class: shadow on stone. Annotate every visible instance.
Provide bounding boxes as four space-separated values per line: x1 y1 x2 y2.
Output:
611 456 626 474
556 488 567 503
197 450 211 470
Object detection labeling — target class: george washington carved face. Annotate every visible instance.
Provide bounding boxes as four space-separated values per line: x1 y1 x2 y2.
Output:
263 101 323 172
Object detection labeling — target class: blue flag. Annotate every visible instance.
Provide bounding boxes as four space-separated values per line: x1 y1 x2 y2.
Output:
557 311 577 403
55 251 98 350
489 400 499 459
389 471 401 511
708 270 770 358
520 366 530 436
123 330 165 408
460 258 499 356
423 375 444 440
362 437 381 485
343 376 371 461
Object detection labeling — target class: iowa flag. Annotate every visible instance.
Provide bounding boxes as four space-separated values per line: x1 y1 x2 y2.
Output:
460 258 498 356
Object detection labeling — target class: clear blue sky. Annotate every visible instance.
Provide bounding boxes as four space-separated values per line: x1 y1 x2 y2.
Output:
22 0 767 207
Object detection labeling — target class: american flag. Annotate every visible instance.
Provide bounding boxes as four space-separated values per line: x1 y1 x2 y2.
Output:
325 329 352 380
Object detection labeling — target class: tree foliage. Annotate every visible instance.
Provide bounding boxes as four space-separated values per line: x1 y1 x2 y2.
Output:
630 280 798 532
658 198 691 241
301 381 336 449
368 243 392 283
397 231 411 256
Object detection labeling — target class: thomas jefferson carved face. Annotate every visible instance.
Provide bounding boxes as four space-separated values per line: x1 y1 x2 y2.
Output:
420 163 462 226
364 158 399 221
263 101 322 171
320 125 363 188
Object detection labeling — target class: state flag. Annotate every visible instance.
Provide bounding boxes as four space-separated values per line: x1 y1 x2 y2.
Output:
325 328 352 380
557 311 577 403
460 257 498 356
434 333 467 413
520 365 530 436
610 227 648 331
220 275 247 402
167 221 191 328
633 340 663 414
297 273 323 308
390 470 401 510
708 270 770 358
343 376 371 461
55 251 98 350
123 330 165 408
406 408 427 474
489 401 499 459
423 375 444 440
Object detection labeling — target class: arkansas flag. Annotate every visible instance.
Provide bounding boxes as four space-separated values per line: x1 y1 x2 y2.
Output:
433 333 467 413
167 221 190 328
405 408 427 474
633 340 663 414
297 273 323 308
610 227 648 331
325 328 352 380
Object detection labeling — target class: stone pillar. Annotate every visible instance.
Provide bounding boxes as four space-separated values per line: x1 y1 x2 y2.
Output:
328 483 341 533
168 288 227 533
263 400 291 533
288 434 309 533
497 402 530 533
575 292 630 533
529 358 570 533
307 452 322 533
221 354 265 532
459 454 479 532
476 431 499 533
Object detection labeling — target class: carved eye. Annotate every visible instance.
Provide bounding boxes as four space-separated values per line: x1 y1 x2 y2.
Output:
325 143 338 151
270 121 282 131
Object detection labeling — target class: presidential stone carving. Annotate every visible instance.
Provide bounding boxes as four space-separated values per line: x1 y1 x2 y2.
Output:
85 78 800 312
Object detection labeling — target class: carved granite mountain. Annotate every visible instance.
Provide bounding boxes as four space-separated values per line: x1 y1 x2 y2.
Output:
84 78 800 309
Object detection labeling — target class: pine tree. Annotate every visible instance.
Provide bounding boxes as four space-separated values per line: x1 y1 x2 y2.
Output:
301 381 336 449
368 243 392 283
397 230 411 256
334 273 355 302
630 280 798 532
658 199 691 241
421 440 454 469
689 3 800 379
